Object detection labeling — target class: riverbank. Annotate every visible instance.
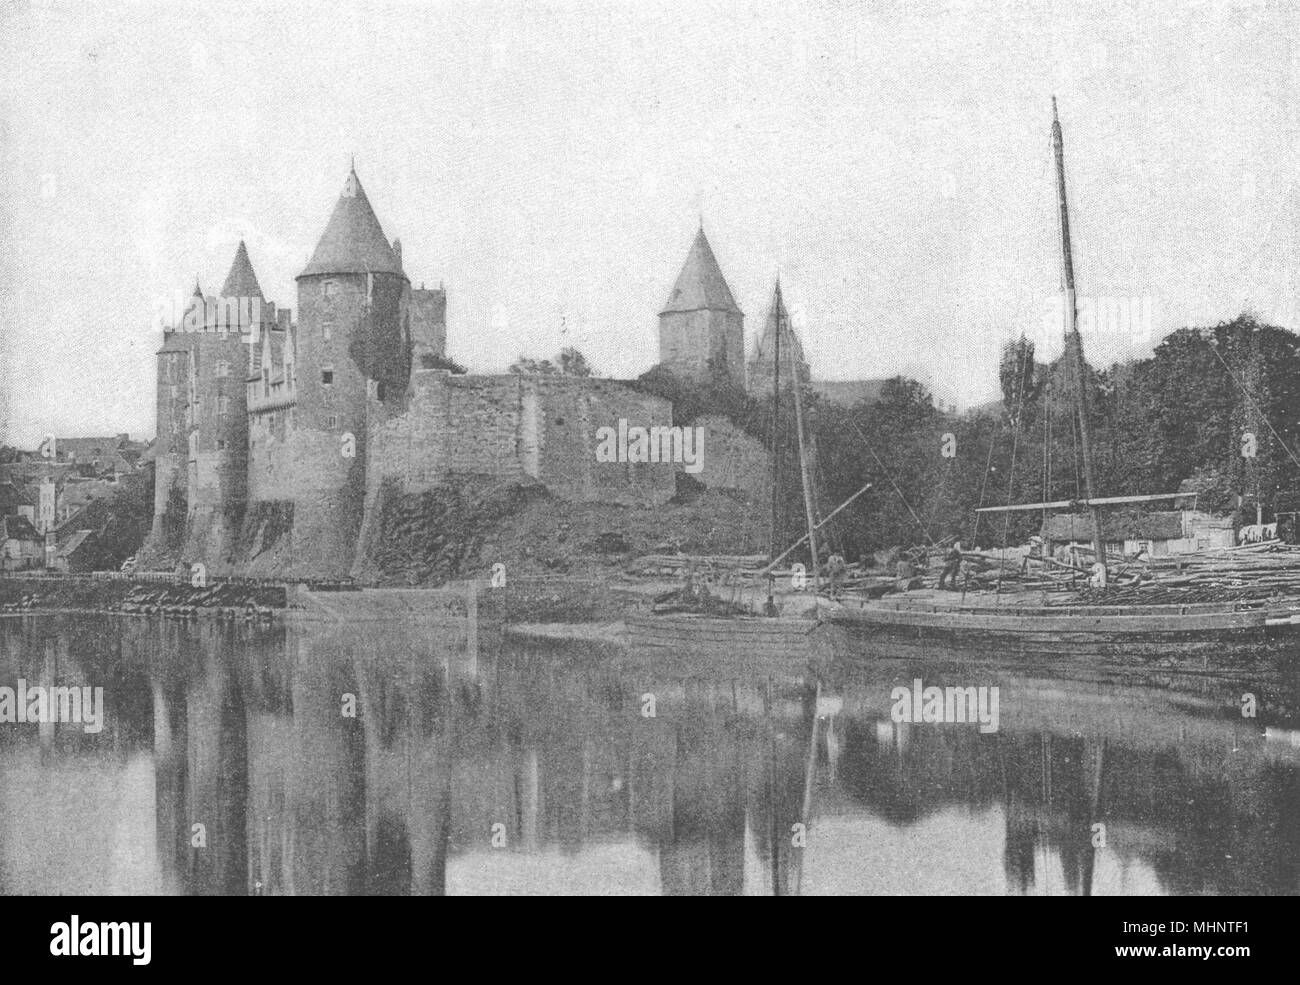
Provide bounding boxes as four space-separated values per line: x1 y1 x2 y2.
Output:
0 567 816 627
0 576 285 618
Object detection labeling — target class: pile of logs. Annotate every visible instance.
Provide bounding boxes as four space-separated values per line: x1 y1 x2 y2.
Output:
625 539 1300 603
948 539 1300 599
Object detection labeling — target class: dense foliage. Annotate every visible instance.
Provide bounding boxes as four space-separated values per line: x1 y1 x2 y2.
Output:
639 314 1300 560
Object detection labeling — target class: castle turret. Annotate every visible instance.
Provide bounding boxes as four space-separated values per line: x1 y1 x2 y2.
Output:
658 226 744 386
184 245 257 568
747 279 809 394
220 239 264 304
146 282 200 561
288 166 410 575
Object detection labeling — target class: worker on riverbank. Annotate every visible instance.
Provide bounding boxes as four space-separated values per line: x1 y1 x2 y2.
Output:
938 541 963 590
826 553 847 598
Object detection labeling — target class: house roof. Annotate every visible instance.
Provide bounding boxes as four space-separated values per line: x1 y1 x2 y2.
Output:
220 240 264 300
1042 511 1186 543
0 516 40 542
0 481 35 512
299 167 402 278
661 227 741 316
56 437 132 470
56 529 95 558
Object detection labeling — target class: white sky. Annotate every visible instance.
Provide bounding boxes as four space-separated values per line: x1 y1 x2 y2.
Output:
1 0 1297 445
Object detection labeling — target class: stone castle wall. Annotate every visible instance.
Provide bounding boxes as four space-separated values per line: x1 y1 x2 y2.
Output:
691 414 770 501
355 372 678 573
150 345 191 547
184 333 251 569
369 371 676 502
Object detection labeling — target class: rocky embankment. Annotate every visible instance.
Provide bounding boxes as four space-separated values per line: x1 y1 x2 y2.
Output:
0 577 285 618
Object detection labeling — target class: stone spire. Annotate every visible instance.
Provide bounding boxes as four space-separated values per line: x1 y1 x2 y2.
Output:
748 278 809 392
219 240 264 299
299 165 402 278
661 226 742 316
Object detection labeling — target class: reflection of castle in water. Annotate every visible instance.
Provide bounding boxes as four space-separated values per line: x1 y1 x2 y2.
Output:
0 617 1297 895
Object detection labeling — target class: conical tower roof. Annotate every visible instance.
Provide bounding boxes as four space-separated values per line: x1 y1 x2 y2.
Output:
661 226 741 316
752 280 806 365
299 166 402 278
749 279 809 387
220 240 264 299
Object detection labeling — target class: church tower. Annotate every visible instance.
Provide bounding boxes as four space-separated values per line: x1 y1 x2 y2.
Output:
658 226 744 387
747 278 810 394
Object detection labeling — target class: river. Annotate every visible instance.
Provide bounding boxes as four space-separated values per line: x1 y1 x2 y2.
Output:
0 612 1296 895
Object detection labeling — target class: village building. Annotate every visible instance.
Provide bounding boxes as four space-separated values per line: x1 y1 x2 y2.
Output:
1042 509 1237 558
53 434 145 477
50 529 100 573
0 481 37 526
0 515 43 570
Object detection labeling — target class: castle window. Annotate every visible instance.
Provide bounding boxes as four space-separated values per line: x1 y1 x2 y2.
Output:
323 280 339 297
217 395 230 416
216 360 230 378
217 440 226 451
323 321 332 341
322 367 334 386
170 385 178 399
326 414 337 429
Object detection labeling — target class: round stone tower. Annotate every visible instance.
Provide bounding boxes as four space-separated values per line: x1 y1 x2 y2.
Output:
290 166 410 576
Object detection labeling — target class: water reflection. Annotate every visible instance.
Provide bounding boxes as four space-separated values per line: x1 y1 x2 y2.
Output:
0 614 1296 895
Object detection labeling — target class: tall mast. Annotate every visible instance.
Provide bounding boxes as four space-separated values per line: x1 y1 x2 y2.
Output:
1052 97 1107 581
785 297 821 593
768 281 783 562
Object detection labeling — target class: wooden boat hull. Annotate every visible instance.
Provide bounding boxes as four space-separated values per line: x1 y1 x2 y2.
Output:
817 596 1300 659
625 612 828 659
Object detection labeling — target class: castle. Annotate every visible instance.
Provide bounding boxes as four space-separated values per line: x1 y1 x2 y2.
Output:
149 167 802 578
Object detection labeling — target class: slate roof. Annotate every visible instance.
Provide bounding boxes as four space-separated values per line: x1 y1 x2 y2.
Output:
750 279 807 370
661 227 741 315
0 515 41 542
220 240 264 299
0 481 35 512
56 529 95 558
299 167 402 277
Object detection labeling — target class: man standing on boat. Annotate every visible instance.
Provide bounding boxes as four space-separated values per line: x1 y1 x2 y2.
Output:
938 541 963 590
826 553 848 598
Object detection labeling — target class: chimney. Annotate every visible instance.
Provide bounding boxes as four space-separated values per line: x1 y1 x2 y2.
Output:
392 238 402 271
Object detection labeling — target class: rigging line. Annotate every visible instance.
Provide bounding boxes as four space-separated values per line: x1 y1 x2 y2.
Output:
810 448 845 557
846 415 938 546
1043 380 1051 528
1068 387 1082 501
926 454 951 535
969 416 1001 548
1209 340 1300 475
997 342 1031 596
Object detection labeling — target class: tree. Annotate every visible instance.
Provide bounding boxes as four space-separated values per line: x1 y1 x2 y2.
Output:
999 334 1040 426
557 347 594 377
421 353 467 374
510 347 596 377
508 357 556 375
